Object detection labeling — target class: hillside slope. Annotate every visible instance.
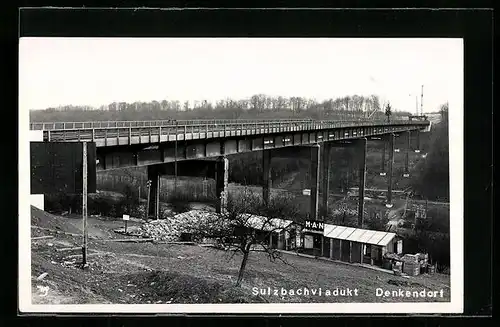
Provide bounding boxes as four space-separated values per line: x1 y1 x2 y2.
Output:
29 207 451 304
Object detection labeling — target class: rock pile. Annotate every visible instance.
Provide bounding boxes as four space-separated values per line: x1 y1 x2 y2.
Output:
139 210 218 242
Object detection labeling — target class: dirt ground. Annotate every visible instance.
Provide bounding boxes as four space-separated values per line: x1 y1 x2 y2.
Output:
30 206 451 305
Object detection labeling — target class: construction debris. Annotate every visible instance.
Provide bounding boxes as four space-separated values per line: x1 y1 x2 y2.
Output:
32 236 54 240
106 238 154 243
56 247 83 252
64 252 100 259
36 272 49 281
112 210 218 242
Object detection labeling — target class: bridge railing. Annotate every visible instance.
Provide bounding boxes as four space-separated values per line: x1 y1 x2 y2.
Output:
29 118 424 131
30 119 316 131
39 119 429 143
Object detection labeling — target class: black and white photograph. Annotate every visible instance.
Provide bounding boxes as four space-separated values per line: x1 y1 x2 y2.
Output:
19 36 463 314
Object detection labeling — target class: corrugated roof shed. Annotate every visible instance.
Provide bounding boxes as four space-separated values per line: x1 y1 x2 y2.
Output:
323 224 396 247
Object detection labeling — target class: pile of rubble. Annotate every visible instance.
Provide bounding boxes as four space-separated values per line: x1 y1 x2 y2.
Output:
139 210 218 242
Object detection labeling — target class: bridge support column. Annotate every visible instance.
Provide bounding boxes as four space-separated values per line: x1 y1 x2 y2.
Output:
386 133 395 208
380 142 386 176
309 144 320 220
147 165 161 219
262 149 272 205
357 138 367 227
321 143 331 219
415 130 421 153
404 131 410 177
215 155 229 214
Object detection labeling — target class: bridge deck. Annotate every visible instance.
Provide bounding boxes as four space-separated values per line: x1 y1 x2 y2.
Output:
31 119 429 147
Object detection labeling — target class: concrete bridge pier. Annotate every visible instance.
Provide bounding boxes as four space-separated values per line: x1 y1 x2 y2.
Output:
215 155 229 214
415 130 421 153
386 133 395 208
357 138 367 227
404 131 411 177
309 144 321 221
380 141 387 176
147 165 161 219
320 142 331 219
262 149 272 205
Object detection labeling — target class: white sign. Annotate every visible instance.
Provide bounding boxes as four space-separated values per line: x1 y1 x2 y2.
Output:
296 234 302 247
304 234 314 249
397 240 403 254
304 220 324 231
302 189 311 196
395 148 400 152
122 214 130 221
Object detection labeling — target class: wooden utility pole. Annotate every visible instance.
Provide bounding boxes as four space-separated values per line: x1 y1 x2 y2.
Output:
421 85 424 116
357 138 367 227
174 122 178 193
145 180 151 220
82 142 88 268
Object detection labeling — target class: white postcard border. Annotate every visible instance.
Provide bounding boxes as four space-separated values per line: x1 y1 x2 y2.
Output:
18 37 464 314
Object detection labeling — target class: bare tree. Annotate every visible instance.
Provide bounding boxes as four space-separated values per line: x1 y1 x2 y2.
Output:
385 102 392 123
187 188 301 286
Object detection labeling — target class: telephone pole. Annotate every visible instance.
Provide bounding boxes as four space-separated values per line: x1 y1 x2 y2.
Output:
81 142 88 268
145 180 151 220
420 85 424 116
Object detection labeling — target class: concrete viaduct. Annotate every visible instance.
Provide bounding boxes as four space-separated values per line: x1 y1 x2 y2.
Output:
30 118 430 224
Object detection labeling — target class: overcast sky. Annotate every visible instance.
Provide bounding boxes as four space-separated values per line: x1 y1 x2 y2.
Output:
19 38 463 113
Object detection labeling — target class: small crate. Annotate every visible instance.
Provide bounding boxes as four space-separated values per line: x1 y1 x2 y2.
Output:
403 262 420 276
402 254 419 263
403 267 420 276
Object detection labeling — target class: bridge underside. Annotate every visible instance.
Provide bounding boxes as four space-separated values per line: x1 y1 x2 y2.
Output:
97 125 425 171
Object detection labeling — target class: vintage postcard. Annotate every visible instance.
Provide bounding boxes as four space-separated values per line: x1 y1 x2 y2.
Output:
19 36 463 314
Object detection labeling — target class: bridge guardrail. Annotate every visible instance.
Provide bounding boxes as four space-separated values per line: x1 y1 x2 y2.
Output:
30 119 314 131
29 116 414 131
38 119 429 143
